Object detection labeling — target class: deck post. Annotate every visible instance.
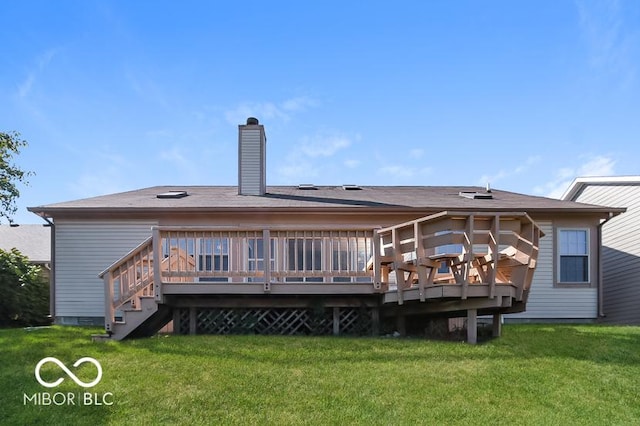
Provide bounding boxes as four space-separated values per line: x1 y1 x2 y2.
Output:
333 307 340 335
152 227 162 302
396 314 406 337
263 229 271 293
467 309 477 344
173 309 182 335
492 313 502 337
371 307 380 336
103 271 114 334
373 231 382 291
189 307 196 335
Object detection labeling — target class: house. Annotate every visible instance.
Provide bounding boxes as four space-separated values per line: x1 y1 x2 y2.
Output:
27 118 624 341
562 176 639 324
0 224 52 280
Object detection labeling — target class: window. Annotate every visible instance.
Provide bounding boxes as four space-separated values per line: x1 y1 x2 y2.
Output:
331 237 371 282
434 231 463 273
558 229 589 283
198 238 229 272
246 238 276 271
197 238 230 282
285 238 323 282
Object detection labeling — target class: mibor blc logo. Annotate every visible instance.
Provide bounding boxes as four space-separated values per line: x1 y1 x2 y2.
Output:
35 357 103 388
24 357 113 406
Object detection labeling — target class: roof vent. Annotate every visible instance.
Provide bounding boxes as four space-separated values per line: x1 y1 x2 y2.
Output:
342 184 362 190
298 184 317 190
246 117 259 125
459 191 493 200
157 190 189 199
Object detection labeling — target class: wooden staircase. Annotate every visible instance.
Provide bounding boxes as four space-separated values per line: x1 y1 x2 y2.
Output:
97 238 172 340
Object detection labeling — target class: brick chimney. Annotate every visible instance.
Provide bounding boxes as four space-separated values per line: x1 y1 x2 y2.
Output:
238 117 266 196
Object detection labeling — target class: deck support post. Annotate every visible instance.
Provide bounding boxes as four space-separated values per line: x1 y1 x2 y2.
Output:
396 314 406 337
103 271 114 334
152 227 162 302
333 307 340 335
371 307 380 336
173 309 181 335
467 309 477 344
263 229 271 293
189 307 196 335
492 313 502 337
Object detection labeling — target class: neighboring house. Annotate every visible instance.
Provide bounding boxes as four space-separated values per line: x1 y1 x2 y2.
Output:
0 224 52 280
27 118 623 341
563 176 640 325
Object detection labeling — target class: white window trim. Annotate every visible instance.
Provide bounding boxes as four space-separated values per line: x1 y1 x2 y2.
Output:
557 228 590 284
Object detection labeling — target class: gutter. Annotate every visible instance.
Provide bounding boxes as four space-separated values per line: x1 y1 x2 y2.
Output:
38 215 56 321
596 211 620 318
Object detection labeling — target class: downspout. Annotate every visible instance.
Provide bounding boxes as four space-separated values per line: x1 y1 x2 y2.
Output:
596 213 615 318
40 216 55 322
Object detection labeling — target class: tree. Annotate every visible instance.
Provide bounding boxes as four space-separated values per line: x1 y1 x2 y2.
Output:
0 131 33 223
0 248 49 327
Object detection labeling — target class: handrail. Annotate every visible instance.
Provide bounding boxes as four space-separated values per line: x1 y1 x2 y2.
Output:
375 211 543 304
107 238 154 309
99 237 153 278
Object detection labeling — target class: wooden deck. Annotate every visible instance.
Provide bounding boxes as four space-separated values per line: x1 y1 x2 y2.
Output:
99 211 543 342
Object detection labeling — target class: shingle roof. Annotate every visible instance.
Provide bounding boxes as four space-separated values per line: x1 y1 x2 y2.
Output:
0 225 51 263
28 185 622 215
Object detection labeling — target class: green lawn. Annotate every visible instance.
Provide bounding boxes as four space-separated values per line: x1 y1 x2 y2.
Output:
1 325 639 425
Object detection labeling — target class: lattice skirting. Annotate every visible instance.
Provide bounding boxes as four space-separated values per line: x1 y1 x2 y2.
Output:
175 307 376 336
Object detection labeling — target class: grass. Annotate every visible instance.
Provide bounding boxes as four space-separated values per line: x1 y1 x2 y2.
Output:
1 325 639 425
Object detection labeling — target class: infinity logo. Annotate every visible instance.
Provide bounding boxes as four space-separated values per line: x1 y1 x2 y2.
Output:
35 357 103 388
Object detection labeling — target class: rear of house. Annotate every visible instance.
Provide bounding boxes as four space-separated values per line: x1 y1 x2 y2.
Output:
28 119 624 338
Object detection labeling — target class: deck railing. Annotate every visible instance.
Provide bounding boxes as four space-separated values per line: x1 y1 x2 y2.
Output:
154 228 375 291
377 211 543 304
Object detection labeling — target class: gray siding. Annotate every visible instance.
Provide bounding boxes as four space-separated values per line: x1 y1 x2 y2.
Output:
507 221 597 319
575 184 640 324
239 128 264 195
55 220 156 319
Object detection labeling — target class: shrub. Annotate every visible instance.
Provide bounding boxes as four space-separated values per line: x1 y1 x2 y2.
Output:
0 248 49 327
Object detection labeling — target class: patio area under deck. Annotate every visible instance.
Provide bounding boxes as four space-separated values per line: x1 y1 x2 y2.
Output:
99 211 543 342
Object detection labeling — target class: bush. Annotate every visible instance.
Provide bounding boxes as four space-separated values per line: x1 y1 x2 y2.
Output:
0 248 49 327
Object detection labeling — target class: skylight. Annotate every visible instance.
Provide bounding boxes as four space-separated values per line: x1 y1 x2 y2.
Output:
458 191 493 200
298 184 317 190
342 184 362 190
156 190 189 199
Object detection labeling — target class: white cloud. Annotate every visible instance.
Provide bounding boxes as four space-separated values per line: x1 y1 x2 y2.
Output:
409 148 425 159
276 132 353 183
125 71 170 109
278 160 318 181
378 165 432 180
477 155 541 186
16 47 60 99
281 96 318 112
300 135 351 158
224 96 318 125
68 151 132 198
344 159 360 169
576 0 637 87
534 155 616 199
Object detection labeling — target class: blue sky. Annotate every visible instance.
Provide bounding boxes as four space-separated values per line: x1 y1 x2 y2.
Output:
2 0 639 224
